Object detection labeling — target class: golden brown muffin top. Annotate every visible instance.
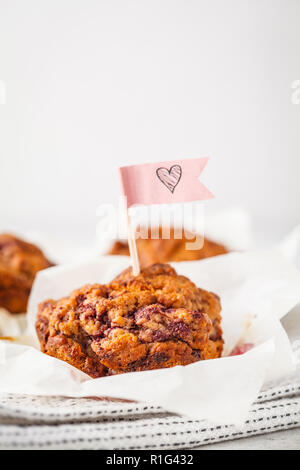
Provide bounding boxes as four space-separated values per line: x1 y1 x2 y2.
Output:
37 264 223 376
39 263 220 334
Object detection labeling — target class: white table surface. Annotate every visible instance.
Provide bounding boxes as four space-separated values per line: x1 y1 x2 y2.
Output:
197 427 300 450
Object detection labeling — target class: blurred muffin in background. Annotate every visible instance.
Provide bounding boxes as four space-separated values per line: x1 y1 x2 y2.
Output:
0 234 53 314
108 227 228 267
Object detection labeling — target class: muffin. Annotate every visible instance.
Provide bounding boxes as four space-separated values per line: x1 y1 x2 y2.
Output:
36 263 223 378
108 227 228 267
0 234 53 313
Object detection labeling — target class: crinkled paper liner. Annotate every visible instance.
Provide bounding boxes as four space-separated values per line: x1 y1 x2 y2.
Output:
1 243 300 425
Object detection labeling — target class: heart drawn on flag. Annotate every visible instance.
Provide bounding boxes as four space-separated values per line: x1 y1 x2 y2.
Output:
156 165 182 193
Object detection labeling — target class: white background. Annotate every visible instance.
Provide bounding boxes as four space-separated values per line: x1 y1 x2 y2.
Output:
0 0 299 245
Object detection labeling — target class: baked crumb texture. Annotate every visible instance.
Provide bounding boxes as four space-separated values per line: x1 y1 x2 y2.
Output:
0 234 53 313
108 227 228 267
36 263 223 378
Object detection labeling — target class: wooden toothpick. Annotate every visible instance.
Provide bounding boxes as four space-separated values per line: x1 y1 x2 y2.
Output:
126 210 140 276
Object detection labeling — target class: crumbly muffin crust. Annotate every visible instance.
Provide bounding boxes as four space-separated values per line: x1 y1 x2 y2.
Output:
0 234 53 313
36 264 223 377
108 227 228 267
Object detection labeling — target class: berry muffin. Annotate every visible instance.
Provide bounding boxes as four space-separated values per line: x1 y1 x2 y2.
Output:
108 227 228 267
0 234 53 313
36 263 223 378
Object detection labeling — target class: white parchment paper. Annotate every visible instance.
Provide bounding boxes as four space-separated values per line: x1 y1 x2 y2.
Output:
1 247 300 425
0 310 26 337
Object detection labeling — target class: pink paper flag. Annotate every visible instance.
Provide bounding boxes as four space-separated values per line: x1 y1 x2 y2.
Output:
119 158 214 208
